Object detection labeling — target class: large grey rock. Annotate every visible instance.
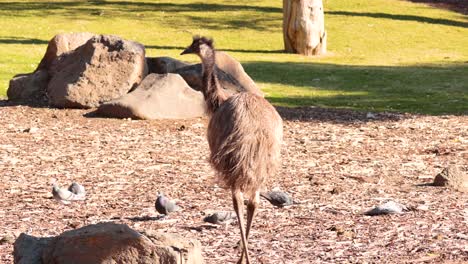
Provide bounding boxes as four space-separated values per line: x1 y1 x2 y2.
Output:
148 52 263 97
14 222 203 264
36 32 96 71
7 32 96 103
433 166 467 193
14 234 53 264
7 70 48 101
96 73 206 119
147 57 190 74
47 35 147 108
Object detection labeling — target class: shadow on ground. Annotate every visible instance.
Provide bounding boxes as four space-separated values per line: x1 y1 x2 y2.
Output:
242 61 468 115
326 10 468 28
124 215 163 222
146 44 284 54
0 98 407 124
406 0 468 15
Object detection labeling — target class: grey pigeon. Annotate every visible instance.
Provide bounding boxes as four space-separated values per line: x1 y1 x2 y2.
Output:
155 193 179 215
68 182 86 197
260 191 293 208
52 184 85 204
364 200 408 216
203 211 237 225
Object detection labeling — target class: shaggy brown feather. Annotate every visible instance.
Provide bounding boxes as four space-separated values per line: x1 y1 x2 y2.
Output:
208 92 283 198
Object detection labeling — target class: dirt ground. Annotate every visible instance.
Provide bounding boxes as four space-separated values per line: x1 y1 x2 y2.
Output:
0 101 466 263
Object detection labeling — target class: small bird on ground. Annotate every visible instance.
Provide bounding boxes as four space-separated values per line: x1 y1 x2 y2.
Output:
364 200 409 216
52 184 86 204
68 182 86 197
155 193 179 215
260 191 294 208
203 211 237 225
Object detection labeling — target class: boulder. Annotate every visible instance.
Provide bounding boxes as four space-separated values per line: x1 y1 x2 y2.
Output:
147 52 263 97
143 230 204 264
433 166 468 193
7 32 96 103
7 70 48 101
47 35 147 108
214 51 262 96
96 73 206 119
36 32 96 71
14 222 203 264
147 57 190 74
14 234 52 264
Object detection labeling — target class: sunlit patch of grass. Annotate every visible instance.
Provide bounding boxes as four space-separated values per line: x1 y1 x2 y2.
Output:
0 0 466 114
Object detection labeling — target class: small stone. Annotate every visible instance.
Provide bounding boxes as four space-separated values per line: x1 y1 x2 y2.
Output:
433 166 467 192
68 221 81 229
330 186 343 194
0 235 15 245
366 112 376 119
23 127 39 133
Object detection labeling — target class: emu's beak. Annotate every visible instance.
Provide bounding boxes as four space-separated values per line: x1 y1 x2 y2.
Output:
180 46 193 55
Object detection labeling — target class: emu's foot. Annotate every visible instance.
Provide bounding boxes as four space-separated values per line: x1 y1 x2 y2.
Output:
236 247 250 264
236 255 248 264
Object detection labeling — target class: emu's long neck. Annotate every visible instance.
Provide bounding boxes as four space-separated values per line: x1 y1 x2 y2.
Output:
200 48 227 115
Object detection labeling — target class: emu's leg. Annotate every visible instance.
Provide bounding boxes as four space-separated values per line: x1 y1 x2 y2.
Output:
246 191 260 240
232 190 250 264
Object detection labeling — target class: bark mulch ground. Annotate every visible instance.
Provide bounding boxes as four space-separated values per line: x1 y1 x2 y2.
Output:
0 101 467 263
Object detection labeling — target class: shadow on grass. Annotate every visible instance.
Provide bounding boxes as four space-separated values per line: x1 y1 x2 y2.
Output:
327 11 468 28
0 37 48 45
0 1 281 13
275 105 405 123
242 61 468 115
0 1 281 30
146 44 284 54
406 0 468 15
1 1 465 29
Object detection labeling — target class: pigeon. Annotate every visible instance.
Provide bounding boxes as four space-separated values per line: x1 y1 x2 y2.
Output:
203 211 237 225
68 182 86 197
52 184 85 204
155 193 179 215
364 200 409 216
260 191 294 208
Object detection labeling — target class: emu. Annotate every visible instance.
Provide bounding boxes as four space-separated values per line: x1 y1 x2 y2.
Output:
181 36 283 264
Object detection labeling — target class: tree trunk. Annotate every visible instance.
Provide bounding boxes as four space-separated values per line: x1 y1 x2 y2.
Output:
283 0 327 56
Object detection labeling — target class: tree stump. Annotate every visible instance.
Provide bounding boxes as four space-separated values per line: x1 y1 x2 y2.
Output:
283 0 327 56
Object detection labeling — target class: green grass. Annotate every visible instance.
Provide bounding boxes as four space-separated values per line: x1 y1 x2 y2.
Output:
0 0 467 114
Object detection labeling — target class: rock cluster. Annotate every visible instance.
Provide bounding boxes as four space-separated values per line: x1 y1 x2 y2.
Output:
8 32 262 119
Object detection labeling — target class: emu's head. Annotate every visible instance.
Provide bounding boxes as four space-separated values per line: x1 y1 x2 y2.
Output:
180 36 214 57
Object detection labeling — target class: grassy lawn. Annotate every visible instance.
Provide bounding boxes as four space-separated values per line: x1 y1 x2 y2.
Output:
0 0 466 114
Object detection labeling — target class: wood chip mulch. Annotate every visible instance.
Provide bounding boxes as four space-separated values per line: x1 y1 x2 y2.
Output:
0 101 467 263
